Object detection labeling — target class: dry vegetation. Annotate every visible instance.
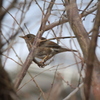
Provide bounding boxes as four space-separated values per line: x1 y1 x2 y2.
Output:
0 0 100 100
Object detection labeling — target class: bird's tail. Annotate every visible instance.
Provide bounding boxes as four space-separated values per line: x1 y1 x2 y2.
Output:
59 48 77 52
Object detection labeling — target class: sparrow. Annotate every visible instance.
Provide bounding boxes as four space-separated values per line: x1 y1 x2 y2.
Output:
20 34 77 67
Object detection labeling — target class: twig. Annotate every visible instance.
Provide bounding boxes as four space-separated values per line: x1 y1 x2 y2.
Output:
2 6 25 35
84 2 100 99
2 54 22 66
28 72 46 100
47 65 59 100
14 0 56 89
63 83 84 100
81 0 94 15
44 6 97 31
17 64 59 91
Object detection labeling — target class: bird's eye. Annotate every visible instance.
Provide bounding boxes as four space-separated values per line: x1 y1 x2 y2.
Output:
27 35 30 38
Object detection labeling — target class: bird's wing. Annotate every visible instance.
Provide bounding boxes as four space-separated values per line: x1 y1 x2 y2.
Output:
40 40 61 48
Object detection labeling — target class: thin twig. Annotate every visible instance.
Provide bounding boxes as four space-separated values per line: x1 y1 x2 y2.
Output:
63 83 84 100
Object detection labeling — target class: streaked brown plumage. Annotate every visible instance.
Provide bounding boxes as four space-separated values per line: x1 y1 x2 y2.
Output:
20 34 77 67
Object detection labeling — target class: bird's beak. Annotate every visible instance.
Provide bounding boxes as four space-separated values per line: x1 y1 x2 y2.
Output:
19 36 25 38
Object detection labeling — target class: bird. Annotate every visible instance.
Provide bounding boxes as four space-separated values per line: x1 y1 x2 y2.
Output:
20 34 77 67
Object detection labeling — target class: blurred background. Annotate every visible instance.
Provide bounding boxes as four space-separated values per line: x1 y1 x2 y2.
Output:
1 0 99 100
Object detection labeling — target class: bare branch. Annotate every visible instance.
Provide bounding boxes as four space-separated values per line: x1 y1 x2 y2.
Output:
44 6 97 31
64 0 100 100
84 1 100 99
0 0 17 20
14 0 56 89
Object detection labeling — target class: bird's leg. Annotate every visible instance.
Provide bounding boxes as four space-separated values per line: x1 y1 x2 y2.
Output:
40 55 54 66
39 55 49 64
33 58 45 68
